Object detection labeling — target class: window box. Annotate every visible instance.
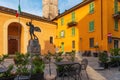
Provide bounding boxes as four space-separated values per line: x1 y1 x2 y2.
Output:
67 21 77 27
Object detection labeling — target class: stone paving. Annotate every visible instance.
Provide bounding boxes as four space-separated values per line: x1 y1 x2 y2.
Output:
85 57 120 80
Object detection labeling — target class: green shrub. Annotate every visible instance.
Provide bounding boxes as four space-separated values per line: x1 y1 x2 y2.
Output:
99 52 108 63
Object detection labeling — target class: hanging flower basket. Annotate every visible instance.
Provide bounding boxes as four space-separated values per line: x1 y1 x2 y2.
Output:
67 21 77 27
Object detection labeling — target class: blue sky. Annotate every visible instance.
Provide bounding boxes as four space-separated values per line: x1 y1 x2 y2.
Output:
0 0 82 16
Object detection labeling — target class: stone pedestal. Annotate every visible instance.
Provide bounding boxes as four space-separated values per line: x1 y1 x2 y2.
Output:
27 39 41 55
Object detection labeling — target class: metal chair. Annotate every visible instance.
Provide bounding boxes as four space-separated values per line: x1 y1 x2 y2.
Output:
55 62 82 80
81 58 89 80
69 63 82 80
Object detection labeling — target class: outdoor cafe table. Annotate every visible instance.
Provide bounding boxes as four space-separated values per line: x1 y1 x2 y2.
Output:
54 61 81 80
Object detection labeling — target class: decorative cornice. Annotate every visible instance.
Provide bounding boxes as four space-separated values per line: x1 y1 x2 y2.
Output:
52 0 94 20
0 6 57 25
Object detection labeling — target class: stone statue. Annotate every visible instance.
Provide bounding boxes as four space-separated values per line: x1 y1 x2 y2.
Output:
26 22 41 39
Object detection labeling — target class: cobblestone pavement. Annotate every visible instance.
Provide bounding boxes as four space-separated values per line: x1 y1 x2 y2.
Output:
85 57 120 80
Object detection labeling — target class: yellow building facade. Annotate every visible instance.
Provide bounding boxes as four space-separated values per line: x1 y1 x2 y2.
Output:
54 0 120 53
0 6 57 55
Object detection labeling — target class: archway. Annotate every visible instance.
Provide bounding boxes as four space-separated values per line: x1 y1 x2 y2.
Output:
8 22 21 54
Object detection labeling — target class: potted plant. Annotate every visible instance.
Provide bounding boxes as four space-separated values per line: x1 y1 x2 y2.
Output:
0 55 15 80
30 55 45 80
14 52 30 79
98 52 109 69
109 48 120 67
0 64 15 80
93 45 99 57
66 50 76 62
54 52 63 62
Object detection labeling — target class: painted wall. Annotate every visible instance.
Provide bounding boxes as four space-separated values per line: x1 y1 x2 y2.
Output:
107 0 120 51
0 12 56 55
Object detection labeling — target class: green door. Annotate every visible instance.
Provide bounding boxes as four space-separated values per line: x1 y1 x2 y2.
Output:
61 42 64 52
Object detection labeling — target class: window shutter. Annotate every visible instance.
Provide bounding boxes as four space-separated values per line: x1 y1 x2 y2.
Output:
72 12 75 21
59 32 61 38
89 21 94 32
114 0 118 14
72 27 75 36
89 3 91 13
61 18 64 26
92 21 94 31
114 20 118 30
89 2 94 14
91 2 94 12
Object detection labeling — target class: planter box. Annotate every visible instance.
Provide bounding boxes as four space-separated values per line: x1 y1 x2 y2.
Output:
0 76 15 80
99 62 108 69
93 52 98 57
67 21 77 27
30 73 44 80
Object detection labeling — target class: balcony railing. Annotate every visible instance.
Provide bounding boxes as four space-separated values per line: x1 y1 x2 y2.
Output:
118 0 120 2
67 21 78 27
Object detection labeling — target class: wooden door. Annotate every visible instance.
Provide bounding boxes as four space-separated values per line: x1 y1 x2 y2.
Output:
8 39 18 54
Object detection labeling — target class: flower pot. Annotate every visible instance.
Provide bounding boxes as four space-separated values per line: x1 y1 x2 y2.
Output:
103 63 108 69
93 52 98 57
30 73 44 80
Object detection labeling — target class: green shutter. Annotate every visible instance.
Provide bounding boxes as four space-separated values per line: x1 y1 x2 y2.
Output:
91 2 94 13
72 27 75 36
92 21 94 31
114 20 118 30
89 2 94 14
72 12 75 21
114 0 118 14
59 31 61 38
89 21 94 32
61 18 64 26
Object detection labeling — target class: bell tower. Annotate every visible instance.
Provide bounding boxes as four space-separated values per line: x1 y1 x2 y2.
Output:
42 0 58 20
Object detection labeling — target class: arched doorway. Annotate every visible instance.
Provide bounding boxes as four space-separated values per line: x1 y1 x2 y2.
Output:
8 22 21 54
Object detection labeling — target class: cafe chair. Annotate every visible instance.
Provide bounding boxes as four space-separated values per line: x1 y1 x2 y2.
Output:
69 63 82 80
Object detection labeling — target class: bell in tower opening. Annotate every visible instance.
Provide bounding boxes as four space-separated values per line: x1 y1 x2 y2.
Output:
42 0 58 20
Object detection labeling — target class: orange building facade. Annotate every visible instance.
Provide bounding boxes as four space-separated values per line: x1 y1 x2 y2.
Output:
0 6 57 55
54 0 120 53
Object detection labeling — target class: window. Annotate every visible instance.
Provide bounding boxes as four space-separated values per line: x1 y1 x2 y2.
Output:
114 0 118 14
89 2 94 14
114 20 118 31
89 38 94 48
89 21 94 32
61 17 64 26
72 27 75 36
59 30 65 38
50 36 53 44
72 12 75 21
114 40 119 48
72 40 75 49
